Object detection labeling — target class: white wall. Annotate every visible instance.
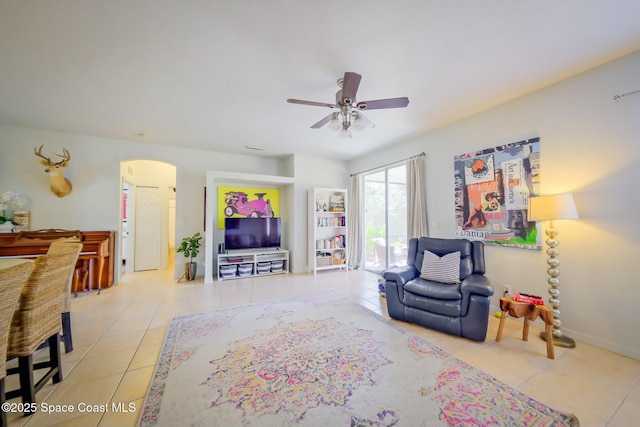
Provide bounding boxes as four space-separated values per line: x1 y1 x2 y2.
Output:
289 154 350 272
0 127 282 280
351 51 640 359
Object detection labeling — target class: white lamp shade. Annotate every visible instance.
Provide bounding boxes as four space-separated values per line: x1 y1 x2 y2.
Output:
351 112 375 131
327 113 342 132
528 193 579 221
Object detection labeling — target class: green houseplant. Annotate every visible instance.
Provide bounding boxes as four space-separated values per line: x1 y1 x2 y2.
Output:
176 232 202 280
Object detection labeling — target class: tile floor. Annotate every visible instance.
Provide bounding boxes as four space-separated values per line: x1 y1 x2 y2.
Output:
5 268 640 427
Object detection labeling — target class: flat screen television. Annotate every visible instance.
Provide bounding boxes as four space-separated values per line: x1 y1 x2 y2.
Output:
224 217 281 250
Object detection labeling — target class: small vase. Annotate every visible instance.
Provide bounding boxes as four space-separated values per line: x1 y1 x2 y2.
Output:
0 221 14 233
185 262 197 280
13 210 30 232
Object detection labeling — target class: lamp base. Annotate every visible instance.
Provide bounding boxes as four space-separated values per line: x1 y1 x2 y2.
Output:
540 331 576 348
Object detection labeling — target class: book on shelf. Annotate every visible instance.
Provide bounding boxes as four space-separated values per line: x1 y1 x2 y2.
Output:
315 235 345 250
316 216 346 227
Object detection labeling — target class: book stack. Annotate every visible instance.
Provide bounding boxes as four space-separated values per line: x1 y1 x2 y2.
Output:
328 194 345 212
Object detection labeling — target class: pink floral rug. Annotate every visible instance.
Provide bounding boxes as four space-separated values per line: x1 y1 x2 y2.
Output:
139 290 578 426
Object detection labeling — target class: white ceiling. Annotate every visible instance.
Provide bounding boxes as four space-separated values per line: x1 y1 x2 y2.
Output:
1 1 639 161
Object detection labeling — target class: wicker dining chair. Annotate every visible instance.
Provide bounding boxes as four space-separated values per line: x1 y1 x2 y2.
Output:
5 247 82 415
47 239 82 353
0 261 34 427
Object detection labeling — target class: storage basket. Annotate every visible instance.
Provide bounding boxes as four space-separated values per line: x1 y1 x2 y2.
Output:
237 263 253 276
257 261 271 274
332 258 346 265
219 264 238 278
316 256 331 267
270 259 284 273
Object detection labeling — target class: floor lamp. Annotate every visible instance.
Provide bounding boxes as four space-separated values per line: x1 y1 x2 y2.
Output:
528 193 579 348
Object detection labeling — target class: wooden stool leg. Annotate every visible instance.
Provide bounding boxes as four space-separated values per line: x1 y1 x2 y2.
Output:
495 311 507 342
545 323 555 359
523 317 530 341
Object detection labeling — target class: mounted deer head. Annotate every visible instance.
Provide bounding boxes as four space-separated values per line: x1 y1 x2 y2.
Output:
34 145 73 197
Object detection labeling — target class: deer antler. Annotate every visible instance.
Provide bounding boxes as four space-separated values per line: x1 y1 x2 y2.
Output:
33 145 73 197
55 148 71 163
34 144 52 163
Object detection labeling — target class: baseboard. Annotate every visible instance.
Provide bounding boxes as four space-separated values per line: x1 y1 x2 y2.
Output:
489 304 639 360
561 328 639 360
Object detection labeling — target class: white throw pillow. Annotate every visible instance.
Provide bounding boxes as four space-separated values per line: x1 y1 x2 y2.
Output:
420 250 461 284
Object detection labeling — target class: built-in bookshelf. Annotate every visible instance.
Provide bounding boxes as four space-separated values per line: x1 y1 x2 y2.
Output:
309 187 348 275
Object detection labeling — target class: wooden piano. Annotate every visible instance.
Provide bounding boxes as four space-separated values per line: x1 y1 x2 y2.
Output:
0 229 116 293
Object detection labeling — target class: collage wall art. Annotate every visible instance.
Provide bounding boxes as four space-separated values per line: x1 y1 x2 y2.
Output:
454 137 540 249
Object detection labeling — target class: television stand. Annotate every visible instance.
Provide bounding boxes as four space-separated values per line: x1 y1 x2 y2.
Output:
216 248 289 281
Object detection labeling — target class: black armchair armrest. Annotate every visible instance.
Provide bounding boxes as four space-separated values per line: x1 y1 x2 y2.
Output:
383 265 418 287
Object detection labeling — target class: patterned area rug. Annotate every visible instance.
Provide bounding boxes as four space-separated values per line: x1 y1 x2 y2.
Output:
139 290 578 426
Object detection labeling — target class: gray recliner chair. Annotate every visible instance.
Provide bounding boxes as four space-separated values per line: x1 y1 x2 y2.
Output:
383 237 493 341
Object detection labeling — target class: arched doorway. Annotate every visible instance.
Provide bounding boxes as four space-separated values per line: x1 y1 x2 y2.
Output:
120 160 177 278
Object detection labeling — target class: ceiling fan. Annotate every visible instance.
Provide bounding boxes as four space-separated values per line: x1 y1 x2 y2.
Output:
287 72 409 138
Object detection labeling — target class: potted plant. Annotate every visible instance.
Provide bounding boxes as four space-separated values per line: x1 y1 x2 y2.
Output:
176 232 202 280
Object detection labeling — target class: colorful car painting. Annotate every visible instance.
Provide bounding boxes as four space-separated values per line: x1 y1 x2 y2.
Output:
223 192 274 218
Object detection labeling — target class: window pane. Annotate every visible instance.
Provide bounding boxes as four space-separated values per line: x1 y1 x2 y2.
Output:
363 165 407 273
364 171 386 271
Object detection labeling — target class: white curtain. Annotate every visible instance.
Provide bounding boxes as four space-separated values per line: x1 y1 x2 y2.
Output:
347 174 364 269
407 155 428 239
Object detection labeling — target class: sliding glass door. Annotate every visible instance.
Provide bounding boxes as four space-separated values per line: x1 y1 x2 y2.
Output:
363 164 407 273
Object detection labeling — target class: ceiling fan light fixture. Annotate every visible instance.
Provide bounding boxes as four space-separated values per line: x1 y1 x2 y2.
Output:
338 128 352 139
342 115 351 129
351 112 374 131
327 113 342 132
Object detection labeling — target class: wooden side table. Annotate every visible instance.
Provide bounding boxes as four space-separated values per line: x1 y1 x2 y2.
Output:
495 297 555 359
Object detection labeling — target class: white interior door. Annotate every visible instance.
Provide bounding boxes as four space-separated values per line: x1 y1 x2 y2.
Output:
135 186 161 271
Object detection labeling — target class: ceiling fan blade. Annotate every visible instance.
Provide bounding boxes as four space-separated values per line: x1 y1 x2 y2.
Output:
356 97 409 110
287 98 336 108
310 113 335 129
341 72 362 105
